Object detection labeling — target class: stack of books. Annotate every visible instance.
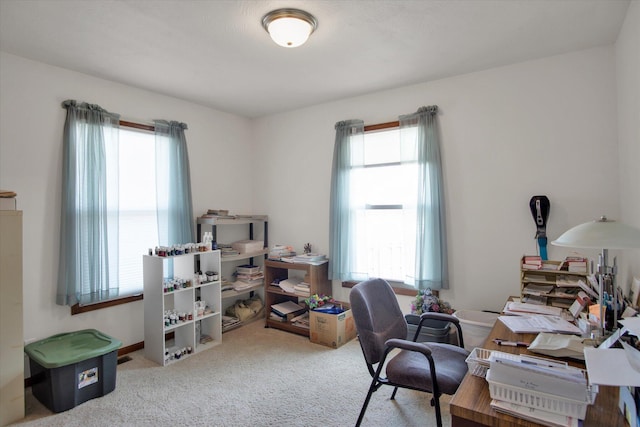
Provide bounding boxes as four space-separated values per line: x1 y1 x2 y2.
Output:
235 264 263 287
268 244 296 260
275 277 310 296
219 244 239 257
293 281 310 297
222 316 242 332
566 257 588 273
486 353 596 426
522 255 543 270
291 253 327 265
290 312 310 329
270 301 305 322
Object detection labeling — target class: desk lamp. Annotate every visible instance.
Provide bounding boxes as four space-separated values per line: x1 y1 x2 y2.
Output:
552 216 640 338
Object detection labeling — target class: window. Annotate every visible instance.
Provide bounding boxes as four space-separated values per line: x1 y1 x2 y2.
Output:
58 100 195 310
330 106 447 290
114 126 159 299
352 125 418 283
73 124 159 305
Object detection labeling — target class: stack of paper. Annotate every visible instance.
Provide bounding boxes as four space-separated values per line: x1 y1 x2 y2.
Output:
490 400 580 427
486 353 594 424
270 301 305 318
488 354 589 401
503 301 563 316
277 277 303 293
584 319 640 387
292 253 328 265
498 315 582 335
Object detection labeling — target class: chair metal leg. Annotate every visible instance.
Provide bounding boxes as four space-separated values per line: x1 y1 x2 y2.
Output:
390 386 399 400
433 394 443 427
355 380 378 427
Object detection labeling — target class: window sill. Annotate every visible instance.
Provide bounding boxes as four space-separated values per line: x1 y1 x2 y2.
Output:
71 293 143 315
341 281 418 297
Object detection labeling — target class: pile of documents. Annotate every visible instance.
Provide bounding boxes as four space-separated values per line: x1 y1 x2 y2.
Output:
235 264 263 287
290 311 310 329
268 244 296 260
291 253 327 264
222 316 241 332
276 277 310 296
270 300 305 322
499 301 582 335
584 319 640 388
487 352 596 426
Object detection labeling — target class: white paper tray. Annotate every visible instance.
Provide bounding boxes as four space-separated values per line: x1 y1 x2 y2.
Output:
464 348 520 377
486 370 598 419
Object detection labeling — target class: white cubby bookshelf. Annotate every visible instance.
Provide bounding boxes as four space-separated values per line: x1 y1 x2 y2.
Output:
143 250 222 366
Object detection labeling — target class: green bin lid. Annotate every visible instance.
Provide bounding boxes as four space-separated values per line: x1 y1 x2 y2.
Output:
24 329 122 369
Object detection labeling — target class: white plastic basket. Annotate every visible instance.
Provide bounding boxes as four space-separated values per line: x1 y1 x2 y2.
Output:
486 370 598 419
465 348 520 377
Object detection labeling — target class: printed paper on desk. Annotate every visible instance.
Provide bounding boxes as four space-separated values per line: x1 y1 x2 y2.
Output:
584 347 640 386
499 315 582 335
527 333 588 360
622 341 640 373
619 317 640 337
504 302 563 317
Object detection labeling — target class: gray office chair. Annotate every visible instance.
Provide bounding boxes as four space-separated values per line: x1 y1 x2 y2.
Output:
349 278 469 427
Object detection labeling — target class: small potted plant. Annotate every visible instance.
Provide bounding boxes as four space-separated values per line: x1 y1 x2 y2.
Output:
406 288 455 342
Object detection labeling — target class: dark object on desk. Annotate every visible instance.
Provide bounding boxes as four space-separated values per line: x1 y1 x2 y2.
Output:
349 279 469 427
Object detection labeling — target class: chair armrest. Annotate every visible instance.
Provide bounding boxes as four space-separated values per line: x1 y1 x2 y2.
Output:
419 312 459 325
418 312 466 349
386 338 432 358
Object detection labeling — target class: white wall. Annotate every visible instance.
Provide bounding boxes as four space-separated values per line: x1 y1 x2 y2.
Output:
252 46 621 313
616 1 640 292
0 29 633 349
0 52 253 346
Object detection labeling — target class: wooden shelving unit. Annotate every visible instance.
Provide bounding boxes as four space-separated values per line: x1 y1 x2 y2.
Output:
263 259 331 337
520 257 590 309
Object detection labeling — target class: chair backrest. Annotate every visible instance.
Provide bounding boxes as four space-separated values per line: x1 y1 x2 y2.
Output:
349 278 408 365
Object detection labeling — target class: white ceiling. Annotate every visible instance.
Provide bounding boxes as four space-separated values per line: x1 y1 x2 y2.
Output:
0 0 631 118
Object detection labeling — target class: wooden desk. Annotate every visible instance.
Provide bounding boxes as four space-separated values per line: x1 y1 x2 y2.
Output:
449 318 626 426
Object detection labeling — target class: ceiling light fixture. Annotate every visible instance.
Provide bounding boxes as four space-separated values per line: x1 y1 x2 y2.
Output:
262 8 318 48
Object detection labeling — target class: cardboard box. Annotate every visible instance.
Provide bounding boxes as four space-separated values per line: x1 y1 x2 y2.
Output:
0 197 16 210
231 240 264 254
310 302 357 349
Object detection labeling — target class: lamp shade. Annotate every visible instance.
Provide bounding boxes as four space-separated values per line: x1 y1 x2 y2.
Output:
551 216 640 249
262 8 317 48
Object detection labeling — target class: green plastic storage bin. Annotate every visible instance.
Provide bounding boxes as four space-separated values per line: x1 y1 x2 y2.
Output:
25 329 122 413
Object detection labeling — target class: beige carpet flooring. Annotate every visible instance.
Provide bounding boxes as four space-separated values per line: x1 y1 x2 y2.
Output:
12 319 451 426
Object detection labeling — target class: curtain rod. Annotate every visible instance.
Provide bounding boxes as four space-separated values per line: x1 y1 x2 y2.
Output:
120 120 154 131
364 121 399 132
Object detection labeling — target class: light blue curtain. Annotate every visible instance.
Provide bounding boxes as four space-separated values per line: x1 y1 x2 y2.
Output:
328 120 364 281
154 120 195 246
400 105 448 290
57 100 120 305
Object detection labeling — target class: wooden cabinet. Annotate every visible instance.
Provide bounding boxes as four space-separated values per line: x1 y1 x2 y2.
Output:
263 259 331 337
520 257 589 309
143 250 222 366
0 210 24 425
